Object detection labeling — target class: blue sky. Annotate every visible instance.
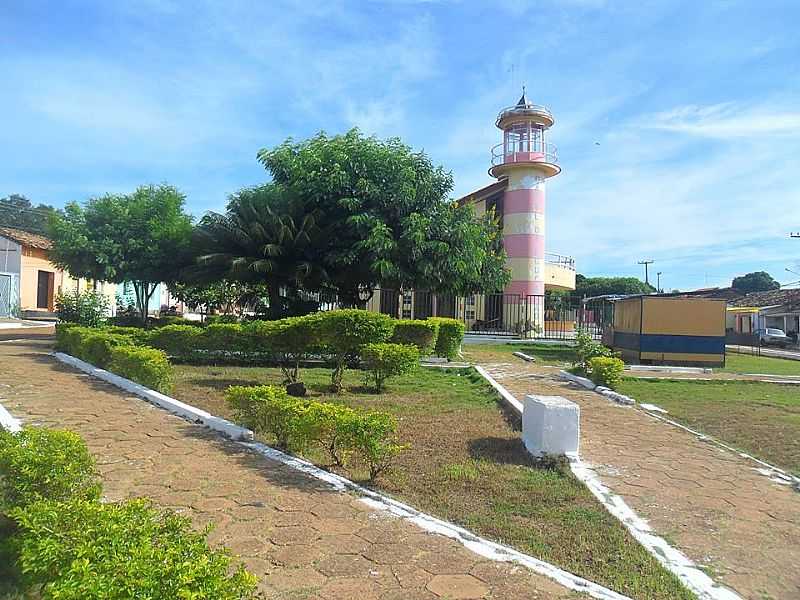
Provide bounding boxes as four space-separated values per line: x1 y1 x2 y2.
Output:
3 0 799 291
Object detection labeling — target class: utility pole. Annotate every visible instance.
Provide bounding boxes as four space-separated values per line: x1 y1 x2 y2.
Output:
657 272 663 293
638 259 654 286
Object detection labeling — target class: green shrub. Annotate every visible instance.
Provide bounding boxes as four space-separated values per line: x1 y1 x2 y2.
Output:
54 324 89 354
109 345 172 393
390 320 438 354
361 343 419 392
198 323 250 353
79 332 133 368
10 498 257 600
317 310 395 391
55 289 110 327
148 324 203 357
429 317 465 359
206 314 239 325
588 356 625 390
102 325 153 346
574 329 614 373
226 385 404 481
257 314 323 383
336 411 405 481
0 428 100 513
153 315 202 328
226 385 307 450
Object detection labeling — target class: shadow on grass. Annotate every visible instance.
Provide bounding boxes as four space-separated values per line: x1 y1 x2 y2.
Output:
468 436 536 467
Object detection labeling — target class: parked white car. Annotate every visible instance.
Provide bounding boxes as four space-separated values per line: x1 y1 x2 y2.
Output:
756 328 792 347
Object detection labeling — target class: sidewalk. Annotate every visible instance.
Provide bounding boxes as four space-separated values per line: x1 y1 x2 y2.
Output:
483 361 800 600
0 338 578 600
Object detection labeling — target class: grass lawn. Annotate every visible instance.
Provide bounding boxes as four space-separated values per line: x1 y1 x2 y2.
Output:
462 342 577 365
173 363 691 600
618 378 800 475
721 352 800 377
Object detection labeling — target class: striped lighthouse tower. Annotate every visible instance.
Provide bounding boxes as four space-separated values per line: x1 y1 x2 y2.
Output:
489 89 560 333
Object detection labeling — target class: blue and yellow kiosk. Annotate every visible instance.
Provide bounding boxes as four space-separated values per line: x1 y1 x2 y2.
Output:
610 296 727 367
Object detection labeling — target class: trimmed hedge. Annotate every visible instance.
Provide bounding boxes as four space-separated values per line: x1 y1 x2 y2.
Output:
390 320 438 354
0 427 257 599
317 310 395 391
226 385 404 480
429 317 465 360
198 323 252 353
80 332 133 369
361 343 419 392
588 356 625 390
148 324 203 357
0 428 100 512
109 345 172 393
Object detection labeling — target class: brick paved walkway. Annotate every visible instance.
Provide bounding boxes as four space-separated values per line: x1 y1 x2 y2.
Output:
0 338 581 600
484 360 800 600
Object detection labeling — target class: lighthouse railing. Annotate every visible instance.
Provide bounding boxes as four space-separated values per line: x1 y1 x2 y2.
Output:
491 141 558 167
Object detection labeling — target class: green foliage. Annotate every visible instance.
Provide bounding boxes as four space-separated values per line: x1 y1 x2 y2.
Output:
10 498 257 600
588 356 625 390
390 320 438 354
54 289 110 327
225 385 404 481
318 309 395 391
574 330 614 374
247 315 322 383
198 323 250 352
109 345 172 393
79 332 132 368
573 275 655 298
0 194 61 236
429 317 465 359
48 184 193 323
731 271 780 293
361 343 419 392
148 324 203 357
102 325 154 346
0 428 100 513
54 324 88 354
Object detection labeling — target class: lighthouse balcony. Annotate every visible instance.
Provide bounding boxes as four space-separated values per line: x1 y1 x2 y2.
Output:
490 141 560 177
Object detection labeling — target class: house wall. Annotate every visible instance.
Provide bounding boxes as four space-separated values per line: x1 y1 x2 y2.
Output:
19 247 66 312
0 236 22 275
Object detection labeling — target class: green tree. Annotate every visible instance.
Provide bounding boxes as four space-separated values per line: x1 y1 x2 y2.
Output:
48 184 193 324
0 194 62 236
257 129 510 305
573 275 655 299
168 281 271 318
731 271 780 293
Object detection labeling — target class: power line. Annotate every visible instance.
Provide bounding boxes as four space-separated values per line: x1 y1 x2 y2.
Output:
637 259 654 286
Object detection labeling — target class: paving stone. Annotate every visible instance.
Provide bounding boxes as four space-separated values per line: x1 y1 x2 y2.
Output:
427 574 489 599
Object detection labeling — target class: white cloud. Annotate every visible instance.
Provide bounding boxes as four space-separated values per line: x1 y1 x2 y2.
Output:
643 102 800 138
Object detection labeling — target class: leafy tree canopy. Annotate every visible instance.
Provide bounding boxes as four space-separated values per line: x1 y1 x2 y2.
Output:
254 129 510 303
48 184 193 322
574 274 655 298
0 194 62 236
731 271 780 293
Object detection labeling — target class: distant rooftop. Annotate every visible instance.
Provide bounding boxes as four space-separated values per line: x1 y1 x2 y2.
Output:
0 227 52 250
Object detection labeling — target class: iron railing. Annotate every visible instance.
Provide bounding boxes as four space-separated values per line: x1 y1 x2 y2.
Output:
491 141 558 167
495 104 553 126
545 252 575 270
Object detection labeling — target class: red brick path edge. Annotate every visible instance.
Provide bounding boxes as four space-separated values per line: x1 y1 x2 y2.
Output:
1 347 627 600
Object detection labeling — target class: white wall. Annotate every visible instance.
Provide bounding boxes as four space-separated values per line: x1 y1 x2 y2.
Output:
0 236 21 275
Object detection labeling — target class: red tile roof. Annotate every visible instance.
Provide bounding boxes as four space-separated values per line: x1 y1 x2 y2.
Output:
0 227 53 250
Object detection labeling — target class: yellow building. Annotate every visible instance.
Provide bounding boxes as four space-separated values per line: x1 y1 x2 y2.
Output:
0 227 115 318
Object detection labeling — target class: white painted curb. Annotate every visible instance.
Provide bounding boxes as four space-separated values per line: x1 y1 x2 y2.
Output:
44 353 630 600
558 371 636 406
0 400 22 432
52 352 253 441
513 350 536 362
474 365 524 414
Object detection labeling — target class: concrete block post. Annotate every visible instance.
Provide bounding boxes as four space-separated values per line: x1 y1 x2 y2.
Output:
522 395 580 458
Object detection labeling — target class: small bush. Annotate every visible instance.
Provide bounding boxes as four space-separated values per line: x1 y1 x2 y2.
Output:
79 332 133 368
0 428 100 513
226 385 404 481
102 325 153 346
361 343 419 392
588 356 625 390
246 315 323 383
109 345 172 393
429 317 465 360
54 324 89 354
390 320 438 354
206 314 240 325
10 498 257 600
153 315 202 328
226 385 307 450
148 324 203 357
574 329 614 373
55 289 110 327
318 310 395 391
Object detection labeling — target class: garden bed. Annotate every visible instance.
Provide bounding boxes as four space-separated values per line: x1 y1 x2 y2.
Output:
619 378 800 475
172 363 692 600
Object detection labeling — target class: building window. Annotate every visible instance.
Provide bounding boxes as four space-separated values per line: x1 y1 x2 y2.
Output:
466 309 476 320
